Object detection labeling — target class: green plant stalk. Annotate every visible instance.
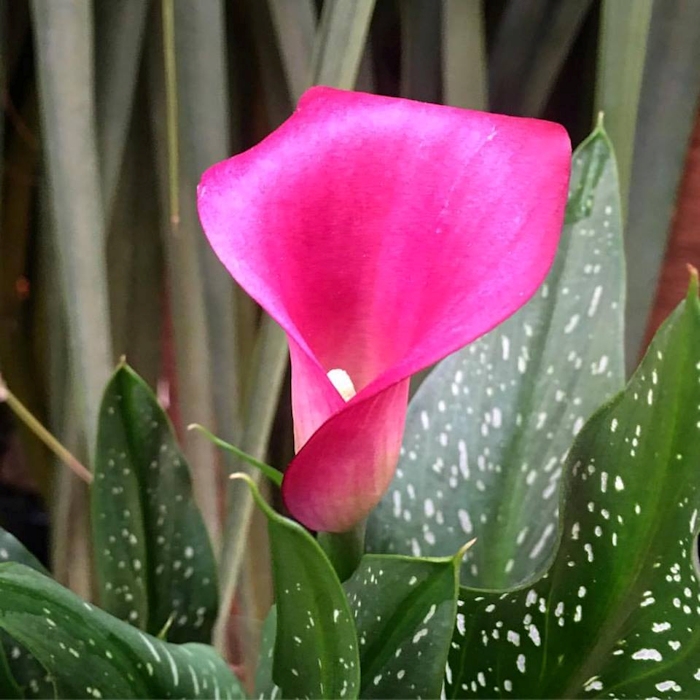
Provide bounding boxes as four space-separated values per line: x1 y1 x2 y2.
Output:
214 318 288 655
317 520 366 583
156 0 222 548
0 377 92 484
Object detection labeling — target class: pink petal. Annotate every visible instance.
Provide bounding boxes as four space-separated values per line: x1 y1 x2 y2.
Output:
198 87 571 532
282 379 410 533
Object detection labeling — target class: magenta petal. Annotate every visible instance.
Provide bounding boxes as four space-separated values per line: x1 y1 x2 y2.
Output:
197 87 571 532
282 379 410 533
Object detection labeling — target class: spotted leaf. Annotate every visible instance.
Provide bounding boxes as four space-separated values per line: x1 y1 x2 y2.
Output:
239 475 360 699
0 529 47 575
0 563 244 699
0 528 53 698
368 123 625 588
344 553 461 699
253 607 279 700
92 363 218 643
447 277 700 697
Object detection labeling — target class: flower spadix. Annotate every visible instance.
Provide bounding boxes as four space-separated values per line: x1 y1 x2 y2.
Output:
197 87 571 533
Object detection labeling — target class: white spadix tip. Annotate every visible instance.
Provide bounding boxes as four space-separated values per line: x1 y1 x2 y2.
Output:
327 368 357 401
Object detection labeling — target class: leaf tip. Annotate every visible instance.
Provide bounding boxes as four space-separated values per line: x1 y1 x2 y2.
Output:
455 538 477 562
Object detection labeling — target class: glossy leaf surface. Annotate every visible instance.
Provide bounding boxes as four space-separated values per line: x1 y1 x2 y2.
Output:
447 280 700 697
240 476 359 699
0 563 244 699
368 125 625 588
344 553 460 699
0 528 52 699
92 363 218 643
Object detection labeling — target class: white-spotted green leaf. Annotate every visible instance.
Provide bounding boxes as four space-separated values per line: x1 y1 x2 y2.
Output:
0 528 53 698
0 563 245 699
92 363 218 643
344 553 461 699
0 638 21 699
368 124 625 588
238 475 360 699
447 278 700 697
253 607 279 700
0 529 47 576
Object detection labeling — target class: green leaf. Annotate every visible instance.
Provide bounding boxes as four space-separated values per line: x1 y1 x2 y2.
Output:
368 125 625 588
311 0 376 89
94 0 149 216
344 552 462 699
253 606 278 699
30 0 113 454
400 0 441 104
268 0 317 101
624 0 700 368
0 529 53 699
441 0 487 111
0 563 245 699
0 638 22 699
489 0 594 116
596 0 653 217
92 363 218 644
238 475 360 699
447 279 700 697
0 632 54 700
0 530 47 576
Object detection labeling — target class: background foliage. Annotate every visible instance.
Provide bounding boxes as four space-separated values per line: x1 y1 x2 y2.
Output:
1 0 699 681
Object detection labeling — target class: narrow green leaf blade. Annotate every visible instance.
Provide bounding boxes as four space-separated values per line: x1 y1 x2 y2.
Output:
441 0 487 111
92 364 218 643
312 0 376 89
268 0 317 101
240 477 360 699
30 0 113 453
344 554 460 698
94 0 149 215
624 0 700 368
596 0 653 215
489 0 593 116
0 563 244 699
400 0 441 104
448 281 700 697
368 126 625 588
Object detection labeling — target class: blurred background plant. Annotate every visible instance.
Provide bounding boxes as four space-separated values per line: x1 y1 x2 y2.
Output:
0 0 699 676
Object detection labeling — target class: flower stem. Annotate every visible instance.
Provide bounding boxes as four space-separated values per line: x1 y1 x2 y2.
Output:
0 375 93 484
318 519 366 582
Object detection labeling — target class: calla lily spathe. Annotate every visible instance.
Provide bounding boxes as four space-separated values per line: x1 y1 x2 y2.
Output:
197 87 571 533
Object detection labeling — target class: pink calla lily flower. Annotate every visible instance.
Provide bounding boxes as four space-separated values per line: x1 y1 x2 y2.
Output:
197 87 571 533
